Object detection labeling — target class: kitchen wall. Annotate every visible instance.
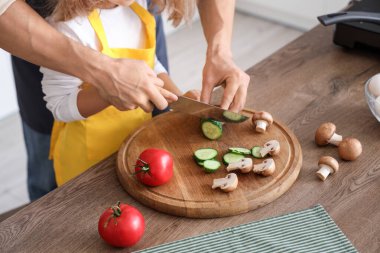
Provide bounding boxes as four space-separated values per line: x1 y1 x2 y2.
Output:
236 0 350 31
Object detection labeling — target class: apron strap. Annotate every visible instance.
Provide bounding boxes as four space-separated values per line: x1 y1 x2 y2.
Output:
88 2 155 51
129 2 156 48
88 10 110 51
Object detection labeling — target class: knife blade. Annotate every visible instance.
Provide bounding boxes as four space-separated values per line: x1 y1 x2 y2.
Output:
170 96 249 123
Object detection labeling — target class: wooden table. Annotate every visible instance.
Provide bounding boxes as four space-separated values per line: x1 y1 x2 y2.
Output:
1 26 379 253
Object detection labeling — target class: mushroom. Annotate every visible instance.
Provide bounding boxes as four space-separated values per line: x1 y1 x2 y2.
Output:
338 137 362 161
251 111 273 133
253 158 276 176
368 73 380 97
212 173 238 192
316 156 339 181
226 158 253 173
315 122 343 146
260 140 280 157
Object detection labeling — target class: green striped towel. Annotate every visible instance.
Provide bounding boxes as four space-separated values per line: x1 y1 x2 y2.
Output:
138 205 357 253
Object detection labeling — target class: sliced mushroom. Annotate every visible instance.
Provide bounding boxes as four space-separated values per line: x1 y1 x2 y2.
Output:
252 111 273 133
253 158 276 176
260 140 280 157
316 156 339 181
226 158 253 173
315 122 343 146
212 173 238 192
338 137 362 161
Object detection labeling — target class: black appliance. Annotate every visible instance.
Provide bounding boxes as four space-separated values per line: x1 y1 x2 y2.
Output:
318 0 380 50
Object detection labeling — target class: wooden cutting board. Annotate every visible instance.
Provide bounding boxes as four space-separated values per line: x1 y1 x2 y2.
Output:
117 109 302 218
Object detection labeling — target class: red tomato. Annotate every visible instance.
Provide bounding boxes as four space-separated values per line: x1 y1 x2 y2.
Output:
98 202 145 247
135 148 173 186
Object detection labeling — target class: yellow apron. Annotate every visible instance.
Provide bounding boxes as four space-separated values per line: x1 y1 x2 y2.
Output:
50 2 155 186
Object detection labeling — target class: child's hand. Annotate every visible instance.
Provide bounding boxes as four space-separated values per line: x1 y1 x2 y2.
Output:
183 89 201 101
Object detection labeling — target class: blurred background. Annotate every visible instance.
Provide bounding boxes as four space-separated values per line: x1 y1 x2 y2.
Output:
0 0 349 215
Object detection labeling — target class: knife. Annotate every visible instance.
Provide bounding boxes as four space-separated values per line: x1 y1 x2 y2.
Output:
170 96 249 123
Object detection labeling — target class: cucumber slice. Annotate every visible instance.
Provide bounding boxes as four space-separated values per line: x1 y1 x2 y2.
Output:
193 155 204 166
228 147 251 155
194 148 218 161
197 160 204 166
201 119 223 140
251 146 265 158
223 152 245 164
222 111 247 123
203 160 221 173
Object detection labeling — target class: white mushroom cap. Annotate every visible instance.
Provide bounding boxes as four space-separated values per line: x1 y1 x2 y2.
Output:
338 138 362 161
252 111 273 133
253 158 276 176
212 173 238 192
260 140 280 157
226 158 253 173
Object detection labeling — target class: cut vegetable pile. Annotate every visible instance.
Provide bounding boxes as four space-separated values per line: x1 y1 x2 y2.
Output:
194 148 221 173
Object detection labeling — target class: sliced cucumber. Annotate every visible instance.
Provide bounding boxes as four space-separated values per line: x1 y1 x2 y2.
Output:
194 148 218 161
193 155 204 166
223 152 245 164
203 160 221 173
201 119 223 140
228 147 251 155
251 146 265 158
222 111 247 123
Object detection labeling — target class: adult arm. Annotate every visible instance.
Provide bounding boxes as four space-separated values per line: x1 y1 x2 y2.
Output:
0 0 176 112
197 0 250 112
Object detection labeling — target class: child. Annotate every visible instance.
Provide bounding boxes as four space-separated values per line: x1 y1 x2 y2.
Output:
40 0 198 186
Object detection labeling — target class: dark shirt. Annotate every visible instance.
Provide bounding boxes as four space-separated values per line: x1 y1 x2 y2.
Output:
12 0 168 134
12 1 55 134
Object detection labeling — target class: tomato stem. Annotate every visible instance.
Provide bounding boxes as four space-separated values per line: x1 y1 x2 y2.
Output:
133 160 150 175
111 201 122 217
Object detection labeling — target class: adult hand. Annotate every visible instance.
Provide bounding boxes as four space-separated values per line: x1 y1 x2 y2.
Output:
201 53 250 112
94 58 178 112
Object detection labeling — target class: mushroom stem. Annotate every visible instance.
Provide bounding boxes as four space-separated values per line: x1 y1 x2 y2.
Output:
255 120 268 133
328 133 343 146
212 178 227 189
253 163 266 173
316 165 333 181
226 158 253 173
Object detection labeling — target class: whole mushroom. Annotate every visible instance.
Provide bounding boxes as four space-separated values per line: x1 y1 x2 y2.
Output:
315 122 343 146
212 173 238 192
252 111 273 133
316 156 339 181
253 158 276 176
338 137 362 161
260 140 280 157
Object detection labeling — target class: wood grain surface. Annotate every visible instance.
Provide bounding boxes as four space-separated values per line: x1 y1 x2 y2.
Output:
116 110 302 218
0 26 379 253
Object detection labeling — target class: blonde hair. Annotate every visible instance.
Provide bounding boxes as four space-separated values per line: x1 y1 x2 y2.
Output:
52 0 196 27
